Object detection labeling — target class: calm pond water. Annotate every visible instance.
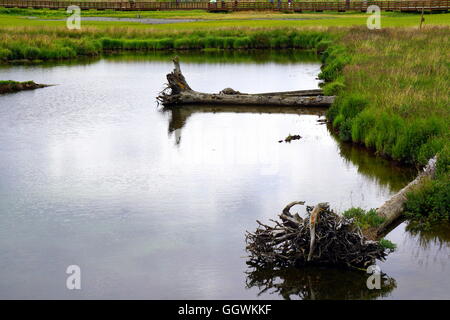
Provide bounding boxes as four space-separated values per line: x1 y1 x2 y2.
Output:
0 52 449 299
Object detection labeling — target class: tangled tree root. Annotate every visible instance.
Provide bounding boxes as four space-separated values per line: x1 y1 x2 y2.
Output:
245 202 392 269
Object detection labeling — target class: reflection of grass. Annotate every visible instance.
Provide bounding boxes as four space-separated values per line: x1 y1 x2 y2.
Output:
103 48 319 63
329 126 416 192
406 223 450 249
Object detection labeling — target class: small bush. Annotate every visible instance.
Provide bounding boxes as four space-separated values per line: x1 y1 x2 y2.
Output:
319 45 350 82
0 48 12 60
233 37 251 49
404 176 450 229
156 38 173 50
23 46 41 60
316 39 332 53
322 79 345 96
379 239 396 251
351 110 376 143
342 207 386 230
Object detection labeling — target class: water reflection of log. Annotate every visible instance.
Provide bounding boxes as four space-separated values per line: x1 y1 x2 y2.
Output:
246 267 396 300
163 104 326 145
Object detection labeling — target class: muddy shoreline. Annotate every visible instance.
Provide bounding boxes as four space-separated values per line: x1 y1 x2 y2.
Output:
0 80 49 94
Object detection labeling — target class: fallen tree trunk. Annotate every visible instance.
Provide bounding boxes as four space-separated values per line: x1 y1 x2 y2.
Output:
375 156 437 238
157 57 335 107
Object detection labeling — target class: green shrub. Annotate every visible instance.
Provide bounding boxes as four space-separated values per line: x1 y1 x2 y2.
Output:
319 45 350 82
156 38 174 50
351 110 376 143
322 79 345 96
233 37 251 49
203 36 218 48
340 94 368 120
0 48 12 60
404 176 450 229
174 37 199 50
316 39 332 53
23 46 41 60
392 117 445 163
101 38 123 50
342 207 386 230
379 239 397 251
223 37 236 49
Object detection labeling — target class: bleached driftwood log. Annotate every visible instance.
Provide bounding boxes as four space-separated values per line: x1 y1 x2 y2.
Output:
157 57 335 107
375 156 437 237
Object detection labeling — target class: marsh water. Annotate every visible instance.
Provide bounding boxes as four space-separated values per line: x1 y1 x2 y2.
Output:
0 52 449 299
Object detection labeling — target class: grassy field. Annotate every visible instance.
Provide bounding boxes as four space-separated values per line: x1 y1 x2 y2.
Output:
0 8 449 225
1 8 450 28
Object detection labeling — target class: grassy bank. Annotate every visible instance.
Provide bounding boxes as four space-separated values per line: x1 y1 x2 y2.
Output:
321 27 449 227
0 27 333 62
